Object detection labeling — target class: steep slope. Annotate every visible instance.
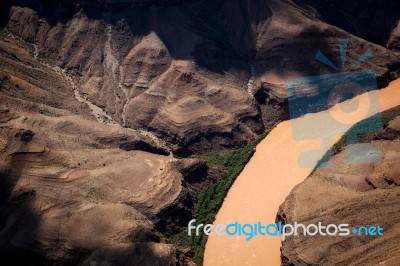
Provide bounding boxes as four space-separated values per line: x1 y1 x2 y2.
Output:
279 110 400 265
1 0 400 265
6 5 263 155
191 0 400 102
292 0 400 47
0 36 196 265
4 0 400 155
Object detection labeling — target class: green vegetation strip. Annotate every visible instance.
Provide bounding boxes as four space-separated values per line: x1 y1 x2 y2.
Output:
0 27 10 38
189 105 400 264
192 132 267 264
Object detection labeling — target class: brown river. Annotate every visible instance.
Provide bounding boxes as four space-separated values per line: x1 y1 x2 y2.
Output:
204 78 400 266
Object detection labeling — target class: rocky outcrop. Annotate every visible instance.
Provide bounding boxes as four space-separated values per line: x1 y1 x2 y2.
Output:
0 36 195 265
5 1 400 153
2 0 400 264
279 113 400 265
292 0 400 47
6 5 263 154
193 0 400 102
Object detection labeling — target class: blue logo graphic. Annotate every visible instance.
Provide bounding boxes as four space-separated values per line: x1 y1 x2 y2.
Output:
287 39 382 168
188 219 384 241
352 225 384 236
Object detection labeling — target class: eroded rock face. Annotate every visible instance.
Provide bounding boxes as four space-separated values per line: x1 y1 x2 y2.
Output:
0 37 195 265
192 0 400 102
288 0 400 46
2 0 400 264
6 5 263 154
6 1 400 153
279 117 400 266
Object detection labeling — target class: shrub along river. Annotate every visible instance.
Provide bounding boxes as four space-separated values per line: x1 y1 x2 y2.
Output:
204 79 400 265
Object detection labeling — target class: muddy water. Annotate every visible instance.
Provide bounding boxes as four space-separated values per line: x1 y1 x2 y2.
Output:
204 79 400 266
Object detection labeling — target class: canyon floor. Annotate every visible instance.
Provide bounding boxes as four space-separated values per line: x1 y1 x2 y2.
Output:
205 79 400 266
1 0 400 265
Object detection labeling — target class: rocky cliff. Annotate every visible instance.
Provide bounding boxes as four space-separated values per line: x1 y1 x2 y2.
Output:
1 0 400 265
279 109 400 265
4 0 400 154
0 36 196 265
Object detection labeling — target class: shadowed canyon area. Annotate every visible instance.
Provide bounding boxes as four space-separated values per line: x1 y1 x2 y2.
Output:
1 0 400 265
